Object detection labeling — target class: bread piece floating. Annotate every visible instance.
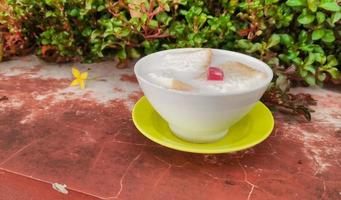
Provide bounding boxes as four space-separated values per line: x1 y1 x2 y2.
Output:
163 48 212 73
219 61 267 79
170 79 193 91
148 72 193 91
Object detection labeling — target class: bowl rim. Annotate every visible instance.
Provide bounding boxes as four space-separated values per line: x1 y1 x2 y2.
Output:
134 48 273 96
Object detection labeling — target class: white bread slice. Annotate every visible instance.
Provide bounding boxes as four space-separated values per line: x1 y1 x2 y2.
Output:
148 72 173 87
170 79 193 91
219 62 267 79
163 48 212 72
148 73 193 91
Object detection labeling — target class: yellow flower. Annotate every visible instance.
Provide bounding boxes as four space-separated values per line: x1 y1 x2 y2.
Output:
70 67 88 89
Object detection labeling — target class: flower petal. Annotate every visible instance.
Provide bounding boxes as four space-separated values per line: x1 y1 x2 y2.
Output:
70 79 80 86
79 80 85 89
80 72 88 79
72 67 81 78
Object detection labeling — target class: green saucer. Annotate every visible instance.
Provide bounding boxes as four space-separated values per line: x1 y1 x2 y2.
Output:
132 96 274 154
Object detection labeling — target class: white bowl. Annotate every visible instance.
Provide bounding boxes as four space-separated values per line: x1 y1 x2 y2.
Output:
134 48 273 143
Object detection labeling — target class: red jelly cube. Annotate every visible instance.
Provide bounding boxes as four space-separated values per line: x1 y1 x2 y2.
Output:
207 66 224 81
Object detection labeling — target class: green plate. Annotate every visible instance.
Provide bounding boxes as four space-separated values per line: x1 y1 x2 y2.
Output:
132 96 274 154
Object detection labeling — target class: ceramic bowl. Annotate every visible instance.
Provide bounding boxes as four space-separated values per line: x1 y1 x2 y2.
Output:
134 48 273 143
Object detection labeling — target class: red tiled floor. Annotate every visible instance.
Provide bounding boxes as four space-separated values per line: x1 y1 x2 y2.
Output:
0 169 99 200
0 56 340 199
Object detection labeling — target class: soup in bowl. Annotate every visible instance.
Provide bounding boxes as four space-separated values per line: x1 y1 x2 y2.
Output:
134 48 273 143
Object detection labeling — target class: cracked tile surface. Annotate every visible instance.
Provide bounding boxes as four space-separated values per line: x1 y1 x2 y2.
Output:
0 55 340 199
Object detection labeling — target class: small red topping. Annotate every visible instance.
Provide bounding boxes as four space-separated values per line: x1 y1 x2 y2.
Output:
207 66 224 81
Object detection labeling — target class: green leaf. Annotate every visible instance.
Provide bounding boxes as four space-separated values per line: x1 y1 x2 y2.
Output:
313 45 324 54
69 8 79 17
312 29 325 40
41 39 49 45
330 12 341 24
288 49 300 59
325 68 340 79
293 57 303 65
307 0 318 12
85 0 94 11
179 0 187 5
247 43 262 53
142 40 150 48
45 11 56 17
236 39 252 49
286 0 307 7
304 65 316 74
305 52 315 65
298 12 315 24
279 54 290 63
141 13 148 23
299 30 308 43
319 1 340 11
148 20 158 29
267 34 280 48
267 57 279 66
82 27 92 37
90 30 101 41
163 4 170 12
156 12 172 25
279 34 294 46
322 29 335 43
113 27 122 34
314 53 326 64
197 14 208 29
305 74 316 85
193 34 204 45
326 55 338 67
316 12 326 24
117 48 127 60
300 69 308 77
97 5 105 11
300 44 315 52
120 28 130 37
45 0 54 6
127 48 141 59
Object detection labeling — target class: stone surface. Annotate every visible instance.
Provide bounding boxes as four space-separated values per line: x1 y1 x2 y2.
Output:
0 55 340 200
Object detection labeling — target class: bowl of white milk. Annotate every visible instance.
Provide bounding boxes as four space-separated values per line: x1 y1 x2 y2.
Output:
134 48 273 143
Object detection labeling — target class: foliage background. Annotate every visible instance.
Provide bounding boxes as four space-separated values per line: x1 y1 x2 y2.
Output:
0 0 340 119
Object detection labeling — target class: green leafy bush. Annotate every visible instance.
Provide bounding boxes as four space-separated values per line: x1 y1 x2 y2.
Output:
0 0 340 119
